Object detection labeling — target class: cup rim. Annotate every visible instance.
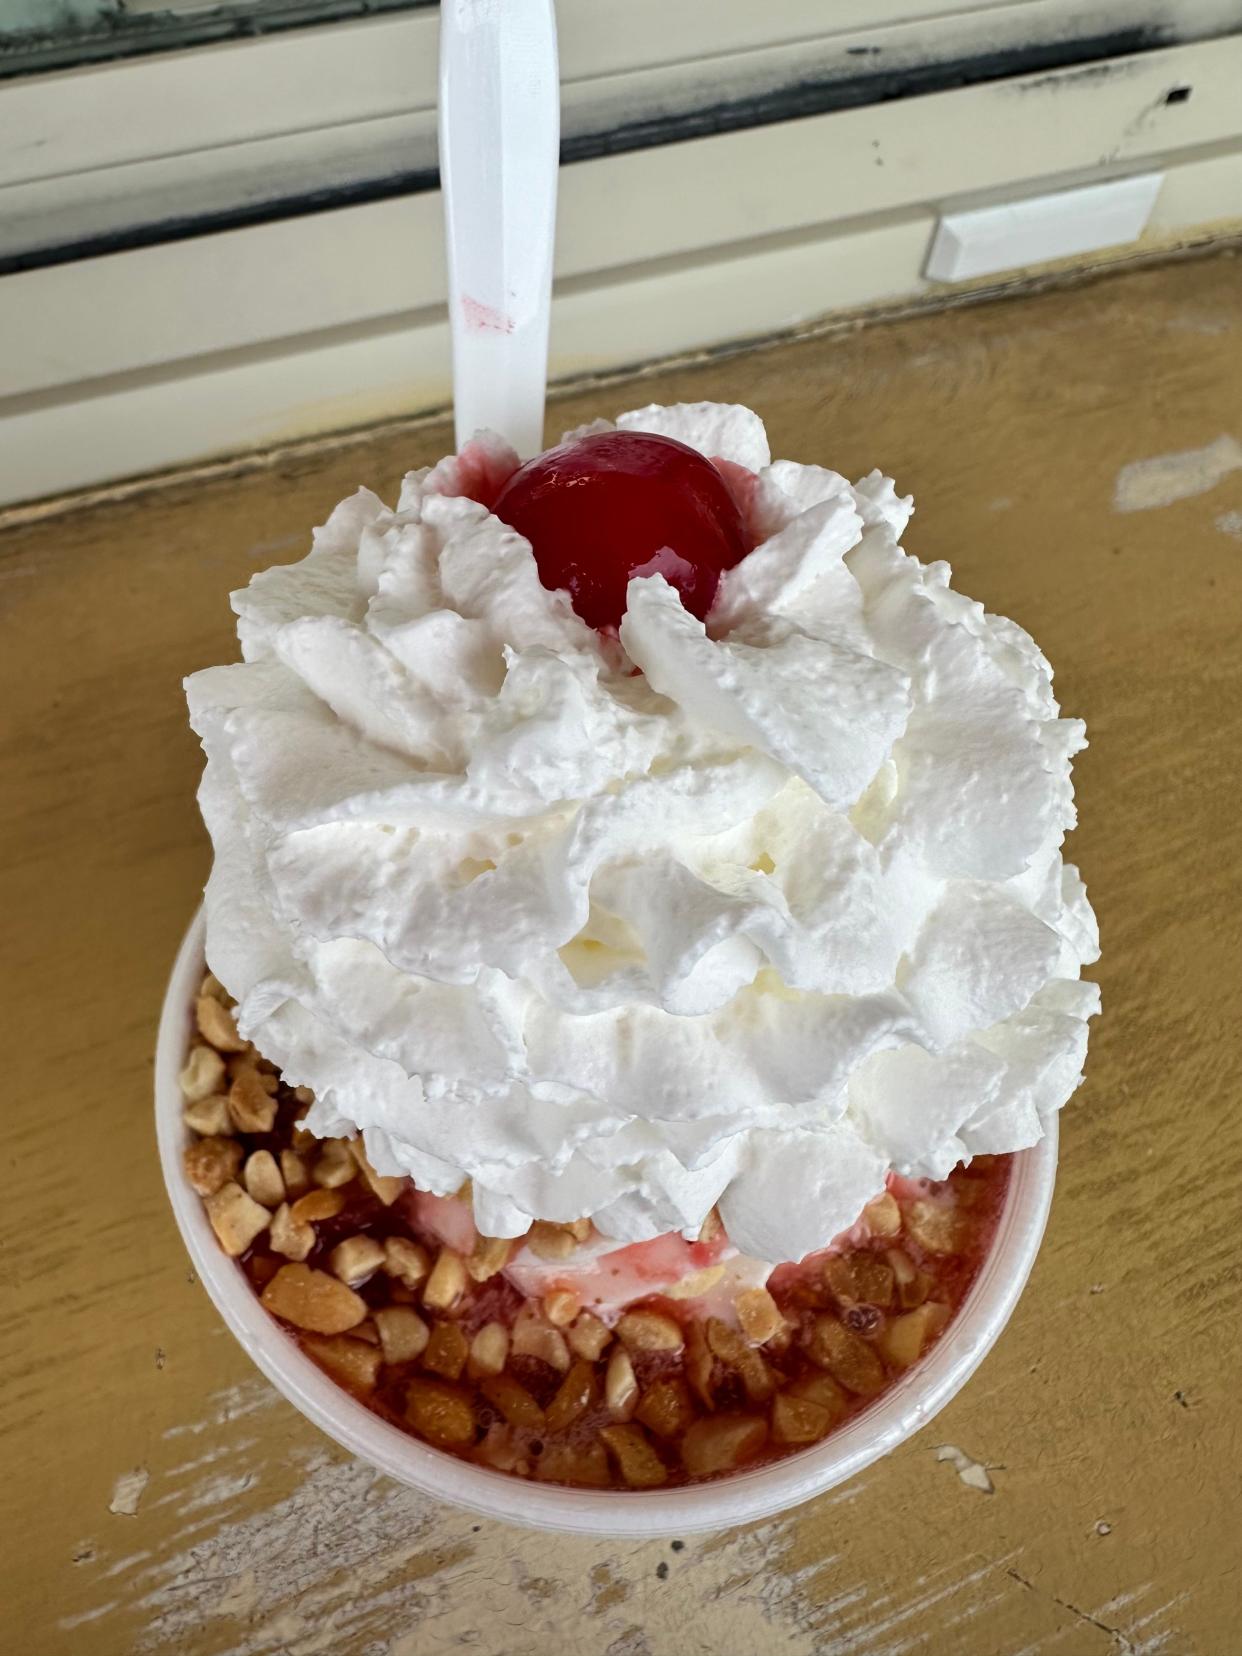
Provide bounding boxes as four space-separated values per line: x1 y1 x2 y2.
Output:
156 906 1058 1536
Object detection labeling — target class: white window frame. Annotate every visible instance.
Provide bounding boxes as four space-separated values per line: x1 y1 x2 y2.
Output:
4 0 1237 262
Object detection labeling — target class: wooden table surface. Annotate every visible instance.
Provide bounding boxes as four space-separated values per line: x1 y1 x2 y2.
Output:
3 249 1240 1656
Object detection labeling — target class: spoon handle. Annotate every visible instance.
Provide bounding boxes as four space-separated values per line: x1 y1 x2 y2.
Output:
439 0 560 460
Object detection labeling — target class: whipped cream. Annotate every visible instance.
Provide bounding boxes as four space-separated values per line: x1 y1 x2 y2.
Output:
186 402 1099 1264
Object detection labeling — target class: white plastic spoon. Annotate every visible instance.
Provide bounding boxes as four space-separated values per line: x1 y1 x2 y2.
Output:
439 0 560 460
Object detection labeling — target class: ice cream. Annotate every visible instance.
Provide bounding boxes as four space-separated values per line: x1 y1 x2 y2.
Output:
185 400 1098 1265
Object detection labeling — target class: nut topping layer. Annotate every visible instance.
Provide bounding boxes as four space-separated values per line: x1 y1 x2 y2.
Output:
182 991 1010 1489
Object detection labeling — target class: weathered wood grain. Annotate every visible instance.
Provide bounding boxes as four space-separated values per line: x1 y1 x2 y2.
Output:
2 249 1239 1656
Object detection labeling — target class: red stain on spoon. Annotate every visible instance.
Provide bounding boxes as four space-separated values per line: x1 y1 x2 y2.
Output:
461 295 515 334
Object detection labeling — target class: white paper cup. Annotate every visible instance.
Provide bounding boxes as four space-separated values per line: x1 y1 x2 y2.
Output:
156 908 1057 1536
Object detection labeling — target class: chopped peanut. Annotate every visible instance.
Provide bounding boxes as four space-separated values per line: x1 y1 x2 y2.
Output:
635 1378 695 1440
599 1424 667 1488
311 1139 357 1190
546 1361 597 1433
681 1414 767 1477
476 1424 531 1476
696 1207 723 1244
224 1047 254 1079
279 1149 311 1200
876 1307 926 1370
903 1199 967 1256
511 1304 570 1372
184 1136 243 1197
877 1302 952 1369
863 1191 902 1237
203 1181 271 1256
243 1149 285 1209
604 1347 638 1419
685 1319 715 1410
525 1221 578 1261
772 1393 836 1446
383 1236 431 1290
535 1442 610 1488
290 1188 346 1224
347 1140 405 1205
779 1273 832 1315
247 1254 280 1290
480 1373 546 1430
735 1287 784 1346
196 994 248 1053
423 1321 471 1381
824 1252 895 1309
179 1044 226 1103
543 1288 581 1327
260 1263 367 1334
467 1322 510 1380
805 1314 886 1396
303 1335 382 1395
886 1248 931 1309
466 1234 512 1283
199 970 230 1003
617 1310 684 1353
351 1317 381 1345
929 1298 953 1336
374 1306 430 1365
422 1249 468 1313
269 1202 314 1262
293 1086 315 1107
183 1093 232 1136
764 1320 794 1359
566 1312 612 1362
406 1378 476 1448
227 1067 277 1134
329 1235 386 1287
785 1371 849 1422
706 1317 774 1403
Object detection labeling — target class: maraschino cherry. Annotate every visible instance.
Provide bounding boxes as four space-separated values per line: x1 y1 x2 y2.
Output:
492 431 749 630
